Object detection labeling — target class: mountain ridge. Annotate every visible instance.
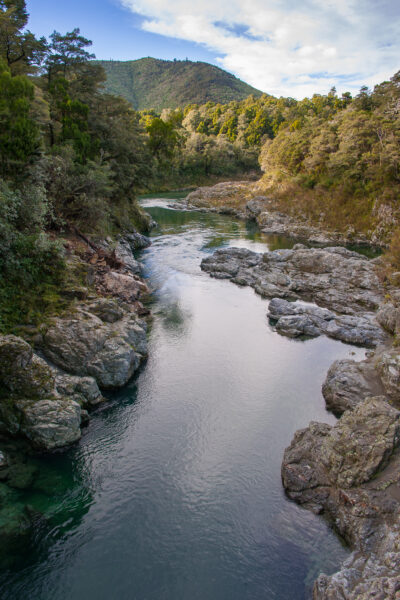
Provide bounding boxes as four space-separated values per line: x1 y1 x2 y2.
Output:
96 57 264 111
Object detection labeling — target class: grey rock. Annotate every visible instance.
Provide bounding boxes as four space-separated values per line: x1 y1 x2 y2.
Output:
376 302 400 335
87 298 124 323
202 246 383 314
0 336 55 397
101 271 148 303
283 396 400 497
322 358 384 414
245 197 270 219
202 246 386 345
42 308 147 389
17 397 82 450
376 350 400 405
282 396 400 598
115 239 141 274
55 374 105 408
124 232 151 250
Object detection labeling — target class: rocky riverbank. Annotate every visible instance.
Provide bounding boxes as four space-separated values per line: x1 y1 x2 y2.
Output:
0 229 152 554
201 241 400 597
201 245 386 346
185 182 385 249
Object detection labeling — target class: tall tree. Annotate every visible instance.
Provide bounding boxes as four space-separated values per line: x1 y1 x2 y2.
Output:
0 0 47 74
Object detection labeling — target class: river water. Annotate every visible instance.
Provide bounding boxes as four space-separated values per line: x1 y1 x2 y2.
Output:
1 195 367 600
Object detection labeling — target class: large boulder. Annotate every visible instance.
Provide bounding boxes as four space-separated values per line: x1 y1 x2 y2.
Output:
0 336 83 450
41 307 147 389
282 397 400 505
17 398 81 450
322 358 384 414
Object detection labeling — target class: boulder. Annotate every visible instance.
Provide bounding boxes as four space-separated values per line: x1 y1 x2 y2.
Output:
0 336 55 398
376 302 400 335
41 308 147 389
376 350 400 405
322 358 384 414
55 373 105 408
16 398 82 450
268 298 385 346
115 239 141 274
102 271 149 303
124 232 151 250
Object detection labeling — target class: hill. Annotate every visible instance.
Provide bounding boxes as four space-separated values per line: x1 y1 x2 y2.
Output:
96 57 263 111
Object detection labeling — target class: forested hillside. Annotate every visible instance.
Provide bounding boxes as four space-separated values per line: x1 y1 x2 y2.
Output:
257 75 400 247
97 58 263 111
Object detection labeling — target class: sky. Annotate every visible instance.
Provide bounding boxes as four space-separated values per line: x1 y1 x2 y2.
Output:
26 0 400 99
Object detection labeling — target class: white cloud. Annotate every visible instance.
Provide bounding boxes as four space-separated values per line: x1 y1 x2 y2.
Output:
120 0 400 98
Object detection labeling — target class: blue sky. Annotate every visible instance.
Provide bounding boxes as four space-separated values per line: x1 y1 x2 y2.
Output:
26 0 400 98
26 0 217 63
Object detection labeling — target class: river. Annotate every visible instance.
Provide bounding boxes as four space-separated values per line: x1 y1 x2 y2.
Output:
1 194 367 600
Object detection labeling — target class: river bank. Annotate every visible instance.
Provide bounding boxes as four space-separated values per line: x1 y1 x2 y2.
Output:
199 191 400 598
0 228 152 557
183 181 386 251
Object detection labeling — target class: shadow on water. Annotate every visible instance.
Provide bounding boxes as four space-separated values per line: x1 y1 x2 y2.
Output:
0 193 369 600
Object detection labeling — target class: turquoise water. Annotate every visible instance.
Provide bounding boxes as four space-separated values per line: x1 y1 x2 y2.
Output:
0 197 367 599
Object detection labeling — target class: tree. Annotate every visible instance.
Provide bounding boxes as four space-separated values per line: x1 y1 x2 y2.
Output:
45 28 94 83
0 60 40 177
0 0 47 74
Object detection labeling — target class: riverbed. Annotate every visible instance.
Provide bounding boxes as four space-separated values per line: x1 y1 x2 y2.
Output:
1 195 367 600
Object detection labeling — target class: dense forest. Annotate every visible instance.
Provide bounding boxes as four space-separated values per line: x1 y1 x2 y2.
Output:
258 75 400 247
98 58 262 111
1 0 400 333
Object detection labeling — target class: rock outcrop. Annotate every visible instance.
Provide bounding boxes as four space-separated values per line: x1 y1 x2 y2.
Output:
268 298 385 347
41 304 147 390
0 336 83 450
185 181 251 217
0 228 151 452
201 246 383 314
201 245 386 346
282 396 400 599
185 182 382 248
322 346 400 415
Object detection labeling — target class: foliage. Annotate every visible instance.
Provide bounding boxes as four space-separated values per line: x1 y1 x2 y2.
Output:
258 73 400 240
0 60 41 177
